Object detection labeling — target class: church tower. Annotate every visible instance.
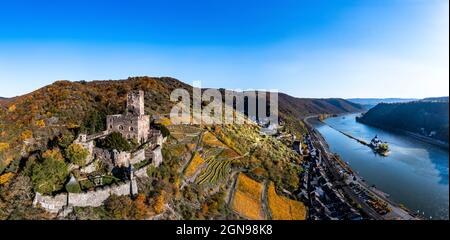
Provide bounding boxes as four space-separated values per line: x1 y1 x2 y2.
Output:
127 90 145 116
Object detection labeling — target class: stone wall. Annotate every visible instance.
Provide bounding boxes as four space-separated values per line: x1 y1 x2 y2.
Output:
112 150 131 167
134 165 150 178
93 147 114 171
130 148 146 165
33 179 137 213
33 192 67 214
68 181 132 207
152 145 163 167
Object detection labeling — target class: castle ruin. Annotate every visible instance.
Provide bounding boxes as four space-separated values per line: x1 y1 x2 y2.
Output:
34 90 165 215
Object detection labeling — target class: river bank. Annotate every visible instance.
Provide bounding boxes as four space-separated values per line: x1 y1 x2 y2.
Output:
303 115 420 220
310 113 449 219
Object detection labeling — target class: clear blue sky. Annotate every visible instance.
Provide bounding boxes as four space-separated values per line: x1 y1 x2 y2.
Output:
0 0 448 98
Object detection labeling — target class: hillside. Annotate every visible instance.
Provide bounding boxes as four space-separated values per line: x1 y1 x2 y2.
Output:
279 93 365 118
0 77 362 172
356 101 449 145
0 76 366 220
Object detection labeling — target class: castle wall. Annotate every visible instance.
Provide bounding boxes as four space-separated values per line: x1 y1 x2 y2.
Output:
106 115 150 145
130 148 146 165
74 134 95 165
33 192 67 214
152 145 163 167
112 150 131 167
33 179 137 213
68 181 132 207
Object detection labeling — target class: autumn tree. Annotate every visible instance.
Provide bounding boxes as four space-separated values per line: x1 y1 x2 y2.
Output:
41 148 64 162
65 143 89 166
134 193 151 219
105 194 134 220
152 190 166 214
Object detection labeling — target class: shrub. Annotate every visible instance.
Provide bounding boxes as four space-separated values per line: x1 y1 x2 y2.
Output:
65 143 89 166
97 132 131 152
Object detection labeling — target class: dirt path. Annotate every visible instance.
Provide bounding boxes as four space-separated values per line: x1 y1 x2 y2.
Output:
261 180 272 220
179 130 205 174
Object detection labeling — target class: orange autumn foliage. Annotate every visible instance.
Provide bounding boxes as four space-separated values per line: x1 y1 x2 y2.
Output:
134 194 151 219
267 182 306 220
231 173 265 220
153 190 166 214
0 172 14 185
20 130 33 141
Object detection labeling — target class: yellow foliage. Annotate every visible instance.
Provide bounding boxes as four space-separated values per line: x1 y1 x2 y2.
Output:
0 142 9 152
184 152 205 178
187 143 196 152
156 117 172 126
20 130 33 140
202 132 226 148
8 104 16 112
35 119 46 128
153 190 166 214
42 148 64 161
231 173 265 220
0 172 14 185
267 182 306 220
67 123 80 129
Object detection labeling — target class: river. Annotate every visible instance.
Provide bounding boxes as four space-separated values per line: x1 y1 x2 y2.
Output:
314 113 449 220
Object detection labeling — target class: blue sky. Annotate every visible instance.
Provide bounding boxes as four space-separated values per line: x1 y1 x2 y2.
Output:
0 0 448 98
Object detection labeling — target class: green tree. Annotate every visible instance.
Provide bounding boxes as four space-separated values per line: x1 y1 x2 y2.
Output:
31 157 68 194
65 143 89 166
98 132 131 152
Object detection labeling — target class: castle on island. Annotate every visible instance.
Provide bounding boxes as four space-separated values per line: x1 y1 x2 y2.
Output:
34 90 165 216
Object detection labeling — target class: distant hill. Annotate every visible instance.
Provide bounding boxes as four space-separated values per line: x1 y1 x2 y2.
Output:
347 98 417 109
279 94 364 119
356 101 449 145
422 96 449 102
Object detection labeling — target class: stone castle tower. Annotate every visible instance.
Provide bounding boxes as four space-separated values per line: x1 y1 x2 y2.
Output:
106 91 150 145
126 90 145 116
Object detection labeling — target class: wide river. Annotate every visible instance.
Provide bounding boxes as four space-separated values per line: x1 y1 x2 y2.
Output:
314 113 449 220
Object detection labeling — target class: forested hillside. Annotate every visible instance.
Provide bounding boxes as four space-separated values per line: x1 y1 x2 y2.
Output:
357 101 449 143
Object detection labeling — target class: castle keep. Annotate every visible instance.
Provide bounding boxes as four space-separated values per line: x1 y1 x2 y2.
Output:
107 90 150 144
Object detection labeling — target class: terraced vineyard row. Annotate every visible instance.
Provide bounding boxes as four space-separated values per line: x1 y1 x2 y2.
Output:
195 157 233 185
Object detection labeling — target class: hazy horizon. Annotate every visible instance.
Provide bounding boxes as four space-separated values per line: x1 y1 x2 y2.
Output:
0 0 448 99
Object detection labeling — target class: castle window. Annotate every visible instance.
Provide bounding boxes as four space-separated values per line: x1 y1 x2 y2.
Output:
127 134 130 139
130 127 134 131
109 125 112 129
119 125 124 130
